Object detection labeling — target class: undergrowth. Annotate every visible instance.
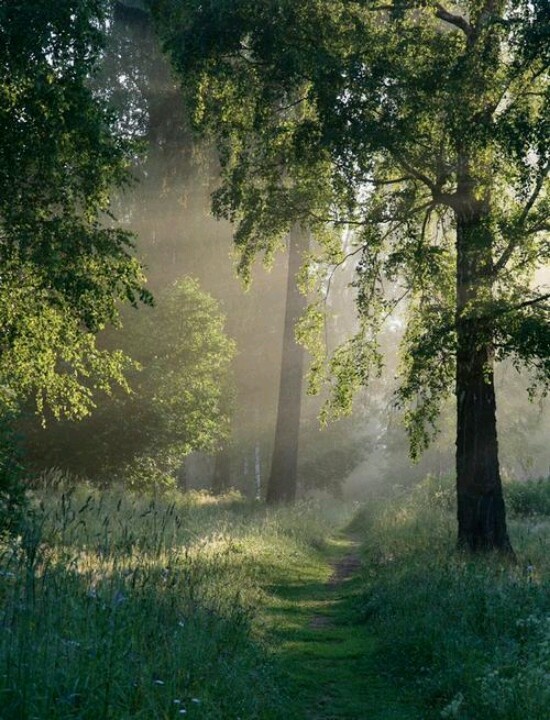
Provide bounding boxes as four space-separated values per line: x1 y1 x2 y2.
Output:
2 473 548 719
354 474 550 720
505 476 550 517
0 482 351 719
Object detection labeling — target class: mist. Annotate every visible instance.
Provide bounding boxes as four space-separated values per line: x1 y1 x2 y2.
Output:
3 4 550 719
21 1 550 499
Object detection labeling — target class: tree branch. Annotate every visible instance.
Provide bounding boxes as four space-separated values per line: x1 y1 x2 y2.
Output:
526 222 550 236
367 2 473 39
494 164 550 273
507 293 550 314
435 4 473 38
275 95 309 114
324 245 365 301
394 153 438 194
371 176 413 186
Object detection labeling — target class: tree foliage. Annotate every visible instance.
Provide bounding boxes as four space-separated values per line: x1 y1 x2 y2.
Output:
151 0 550 448
24 278 236 483
152 2 549 546
0 0 150 419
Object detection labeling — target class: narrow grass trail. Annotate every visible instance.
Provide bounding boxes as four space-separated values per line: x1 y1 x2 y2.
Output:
262 534 421 720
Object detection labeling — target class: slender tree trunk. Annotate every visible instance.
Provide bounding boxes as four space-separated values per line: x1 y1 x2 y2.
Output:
266 224 309 504
254 442 261 500
212 444 231 495
455 199 512 553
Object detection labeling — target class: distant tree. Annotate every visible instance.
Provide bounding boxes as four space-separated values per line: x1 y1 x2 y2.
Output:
266 225 309 504
0 0 151 418
212 443 232 495
152 1 550 551
299 415 368 498
24 278 235 484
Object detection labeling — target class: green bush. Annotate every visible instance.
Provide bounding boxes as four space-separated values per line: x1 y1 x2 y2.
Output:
505 476 550 516
22 278 235 484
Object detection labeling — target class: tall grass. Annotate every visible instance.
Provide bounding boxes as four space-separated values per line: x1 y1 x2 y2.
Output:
0 481 351 719
353 475 550 720
3 472 548 719
505 476 550 517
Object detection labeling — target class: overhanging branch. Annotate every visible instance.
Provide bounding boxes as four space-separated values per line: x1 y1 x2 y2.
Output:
494 164 550 273
435 4 473 38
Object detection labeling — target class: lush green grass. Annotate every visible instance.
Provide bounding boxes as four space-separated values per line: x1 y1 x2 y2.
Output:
1 476 548 719
0 483 352 719
351 475 550 720
261 534 420 719
505 475 550 517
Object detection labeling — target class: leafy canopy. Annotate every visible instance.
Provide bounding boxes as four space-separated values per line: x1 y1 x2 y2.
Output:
151 0 550 454
0 0 150 419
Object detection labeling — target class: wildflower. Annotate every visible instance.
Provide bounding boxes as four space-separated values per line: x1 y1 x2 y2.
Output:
113 590 126 605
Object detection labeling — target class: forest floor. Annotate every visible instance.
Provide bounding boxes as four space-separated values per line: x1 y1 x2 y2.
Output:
1 479 548 719
262 533 420 720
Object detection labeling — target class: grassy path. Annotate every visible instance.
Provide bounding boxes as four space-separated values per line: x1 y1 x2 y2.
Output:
262 535 421 720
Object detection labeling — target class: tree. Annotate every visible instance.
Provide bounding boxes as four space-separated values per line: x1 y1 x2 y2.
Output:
103 2 293 503
151 1 550 550
24 278 235 483
266 224 309 503
0 0 150 420
212 443 232 494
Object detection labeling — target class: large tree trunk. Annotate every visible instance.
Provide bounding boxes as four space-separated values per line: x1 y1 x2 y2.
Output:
266 225 309 504
455 203 512 553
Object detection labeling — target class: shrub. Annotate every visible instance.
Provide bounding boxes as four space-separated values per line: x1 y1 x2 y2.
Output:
505 476 550 517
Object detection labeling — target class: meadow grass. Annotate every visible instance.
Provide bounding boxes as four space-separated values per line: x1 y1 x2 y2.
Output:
1 476 548 719
0 481 352 719
351 475 550 720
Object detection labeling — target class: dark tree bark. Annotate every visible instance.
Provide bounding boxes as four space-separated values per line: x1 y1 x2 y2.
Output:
454 174 513 553
212 444 231 495
266 225 309 504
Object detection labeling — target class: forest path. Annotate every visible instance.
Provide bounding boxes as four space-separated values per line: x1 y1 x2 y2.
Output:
263 533 420 720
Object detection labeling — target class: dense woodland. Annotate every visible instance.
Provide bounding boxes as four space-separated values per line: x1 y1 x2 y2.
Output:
0 2 549 719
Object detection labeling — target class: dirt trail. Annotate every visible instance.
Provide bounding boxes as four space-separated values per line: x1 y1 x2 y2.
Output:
268 534 419 719
309 538 362 629
327 546 362 585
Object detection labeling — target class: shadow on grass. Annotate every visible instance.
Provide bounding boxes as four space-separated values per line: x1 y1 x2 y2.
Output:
0 549 285 719
262 547 422 720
